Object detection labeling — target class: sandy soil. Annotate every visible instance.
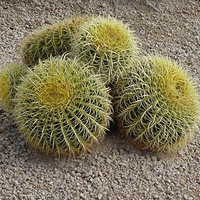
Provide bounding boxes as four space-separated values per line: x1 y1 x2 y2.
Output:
0 0 200 199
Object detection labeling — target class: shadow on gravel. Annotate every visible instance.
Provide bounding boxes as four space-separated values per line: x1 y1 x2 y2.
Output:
0 104 186 169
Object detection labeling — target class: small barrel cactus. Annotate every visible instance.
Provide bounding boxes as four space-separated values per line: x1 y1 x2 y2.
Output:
71 16 139 84
0 62 27 111
20 16 90 67
13 57 112 156
113 56 200 152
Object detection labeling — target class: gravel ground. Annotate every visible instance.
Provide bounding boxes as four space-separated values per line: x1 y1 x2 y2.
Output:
0 0 200 199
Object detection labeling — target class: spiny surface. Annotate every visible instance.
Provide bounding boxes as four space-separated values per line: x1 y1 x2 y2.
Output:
13 57 112 156
72 16 139 84
0 62 27 112
21 17 89 67
113 56 200 151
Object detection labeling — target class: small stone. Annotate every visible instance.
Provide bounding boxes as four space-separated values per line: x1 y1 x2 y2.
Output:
183 194 189 200
44 18 54 24
97 193 103 200
153 194 159 199
0 144 4 151
151 156 158 162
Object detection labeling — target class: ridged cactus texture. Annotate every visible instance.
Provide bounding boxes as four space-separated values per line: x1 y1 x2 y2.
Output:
71 16 139 84
21 16 89 67
113 56 200 152
0 62 27 111
13 57 112 156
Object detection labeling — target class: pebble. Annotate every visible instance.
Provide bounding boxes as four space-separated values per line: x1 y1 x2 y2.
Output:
0 144 4 151
97 193 103 200
0 0 200 199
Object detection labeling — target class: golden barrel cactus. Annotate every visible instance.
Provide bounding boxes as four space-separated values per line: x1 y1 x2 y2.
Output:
21 16 90 67
71 16 139 84
0 62 27 111
13 57 112 156
113 56 200 152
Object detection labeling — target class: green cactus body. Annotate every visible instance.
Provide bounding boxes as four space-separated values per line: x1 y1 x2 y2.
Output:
71 16 139 84
13 57 112 156
113 56 200 152
0 62 27 111
21 17 90 67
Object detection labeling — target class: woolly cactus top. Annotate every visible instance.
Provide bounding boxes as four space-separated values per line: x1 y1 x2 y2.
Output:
83 17 135 53
143 56 199 117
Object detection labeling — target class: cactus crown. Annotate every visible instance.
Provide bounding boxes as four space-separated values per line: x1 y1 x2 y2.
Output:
13 57 112 156
72 16 139 84
85 17 134 52
31 58 73 108
0 62 27 111
147 56 199 114
114 56 200 151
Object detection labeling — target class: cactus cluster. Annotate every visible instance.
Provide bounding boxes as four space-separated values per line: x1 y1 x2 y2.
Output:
0 15 199 156
113 56 200 151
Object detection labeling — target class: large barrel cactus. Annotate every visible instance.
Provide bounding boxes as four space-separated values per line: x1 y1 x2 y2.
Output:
71 16 139 84
113 56 200 152
0 62 27 111
13 57 112 156
21 16 90 67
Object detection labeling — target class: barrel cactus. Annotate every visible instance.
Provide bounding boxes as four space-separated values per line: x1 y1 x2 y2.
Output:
71 16 139 84
113 56 200 152
21 16 90 67
13 57 112 156
0 62 27 111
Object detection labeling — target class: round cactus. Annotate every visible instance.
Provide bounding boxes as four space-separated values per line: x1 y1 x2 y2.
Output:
21 16 90 67
0 62 27 111
13 57 112 156
113 56 200 152
71 16 139 84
